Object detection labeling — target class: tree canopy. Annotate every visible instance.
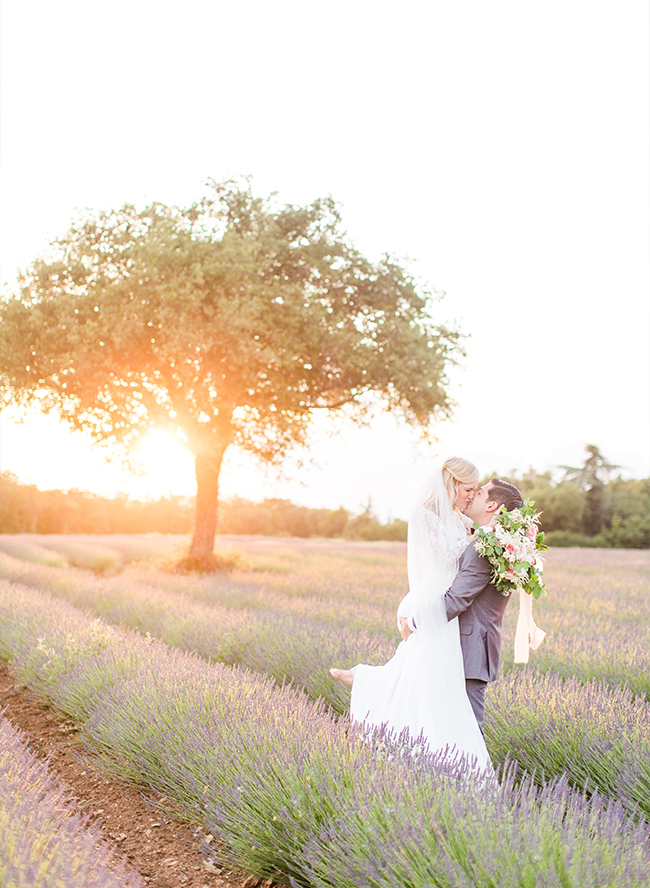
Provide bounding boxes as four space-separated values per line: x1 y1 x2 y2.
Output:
0 180 462 566
560 445 620 490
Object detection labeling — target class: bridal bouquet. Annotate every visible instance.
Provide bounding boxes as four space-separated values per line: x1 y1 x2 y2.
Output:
473 499 548 598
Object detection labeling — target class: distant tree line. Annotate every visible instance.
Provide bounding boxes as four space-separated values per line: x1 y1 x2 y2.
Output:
504 472 649 548
0 472 408 542
506 445 649 549
1 446 647 547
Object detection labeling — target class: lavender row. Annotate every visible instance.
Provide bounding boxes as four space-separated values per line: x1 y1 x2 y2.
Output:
0 532 187 571
499 550 650 697
131 562 397 639
5 541 649 715
0 534 123 572
486 670 650 818
142 558 650 699
0 552 395 714
0 714 142 888
1 581 648 888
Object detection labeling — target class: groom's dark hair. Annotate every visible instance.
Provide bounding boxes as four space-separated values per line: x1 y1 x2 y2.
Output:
487 479 523 511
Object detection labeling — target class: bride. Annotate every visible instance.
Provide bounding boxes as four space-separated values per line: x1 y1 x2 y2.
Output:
330 457 491 771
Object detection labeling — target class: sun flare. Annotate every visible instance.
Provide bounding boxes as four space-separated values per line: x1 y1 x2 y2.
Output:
1 413 197 500
134 431 196 496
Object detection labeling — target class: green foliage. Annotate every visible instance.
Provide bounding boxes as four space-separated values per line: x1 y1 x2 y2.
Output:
342 503 408 542
220 497 351 538
1 180 461 558
583 481 607 535
603 478 650 548
0 472 406 541
559 445 620 535
508 453 649 548
560 444 620 490
521 480 585 533
0 471 193 535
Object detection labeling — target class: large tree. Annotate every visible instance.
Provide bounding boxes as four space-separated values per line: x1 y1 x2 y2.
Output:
0 180 462 567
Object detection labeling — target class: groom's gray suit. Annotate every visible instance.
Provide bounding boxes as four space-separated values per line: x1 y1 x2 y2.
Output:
444 541 512 731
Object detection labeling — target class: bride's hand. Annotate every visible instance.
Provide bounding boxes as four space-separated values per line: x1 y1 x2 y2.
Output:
398 617 413 642
486 505 503 530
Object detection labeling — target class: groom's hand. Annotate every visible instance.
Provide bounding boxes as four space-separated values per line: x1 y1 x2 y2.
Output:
398 617 413 642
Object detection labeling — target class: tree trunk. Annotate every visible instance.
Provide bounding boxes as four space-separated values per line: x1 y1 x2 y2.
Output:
189 445 228 560
583 482 605 536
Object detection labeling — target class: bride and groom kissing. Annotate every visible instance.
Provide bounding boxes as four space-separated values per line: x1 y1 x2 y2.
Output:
331 457 525 773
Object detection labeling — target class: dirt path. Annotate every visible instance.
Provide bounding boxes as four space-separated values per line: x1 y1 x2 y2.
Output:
0 661 281 888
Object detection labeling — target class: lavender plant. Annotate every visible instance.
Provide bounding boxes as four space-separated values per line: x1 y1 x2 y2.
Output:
15 536 123 572
36 532 186 566
499 548 650 697
0 715 143 888
486 669 650 818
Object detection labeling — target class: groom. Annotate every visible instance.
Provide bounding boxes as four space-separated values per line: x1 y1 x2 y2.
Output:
444 478 523 731
401 478 523 732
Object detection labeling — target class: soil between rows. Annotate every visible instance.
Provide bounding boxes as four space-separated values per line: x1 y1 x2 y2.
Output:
0 661 284 888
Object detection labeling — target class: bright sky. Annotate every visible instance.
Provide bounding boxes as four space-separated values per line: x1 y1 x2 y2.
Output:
1 0 648 521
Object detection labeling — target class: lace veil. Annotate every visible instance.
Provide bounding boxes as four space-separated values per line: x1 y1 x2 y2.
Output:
406 466 469 634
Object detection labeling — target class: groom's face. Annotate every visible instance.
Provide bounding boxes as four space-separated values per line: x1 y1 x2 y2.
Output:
464 483 496 524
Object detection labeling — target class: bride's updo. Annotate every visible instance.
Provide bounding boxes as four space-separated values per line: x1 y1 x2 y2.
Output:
442 456 479 513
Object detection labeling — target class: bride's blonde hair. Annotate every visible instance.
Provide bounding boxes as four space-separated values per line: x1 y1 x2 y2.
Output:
442 457 479 513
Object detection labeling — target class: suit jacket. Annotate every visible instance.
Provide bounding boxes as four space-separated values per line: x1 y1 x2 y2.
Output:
444 541 511 682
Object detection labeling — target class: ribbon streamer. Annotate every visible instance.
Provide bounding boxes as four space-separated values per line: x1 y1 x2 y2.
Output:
514 587 546 664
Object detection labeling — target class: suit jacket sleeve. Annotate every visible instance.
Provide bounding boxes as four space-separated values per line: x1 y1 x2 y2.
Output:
444 542 492 621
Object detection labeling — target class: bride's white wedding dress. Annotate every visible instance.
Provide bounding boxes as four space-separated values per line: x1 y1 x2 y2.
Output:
349 470 491 772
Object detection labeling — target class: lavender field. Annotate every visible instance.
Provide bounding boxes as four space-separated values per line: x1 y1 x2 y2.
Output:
0 534 649 886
